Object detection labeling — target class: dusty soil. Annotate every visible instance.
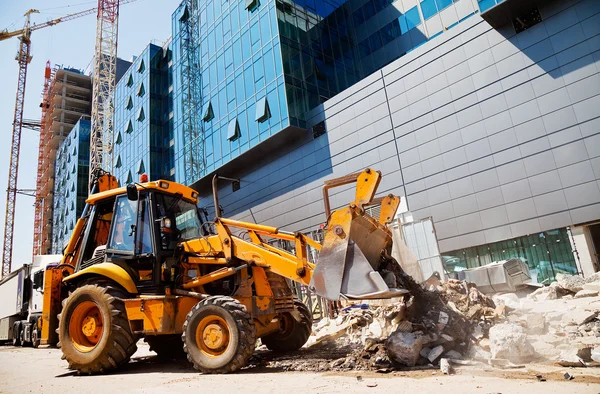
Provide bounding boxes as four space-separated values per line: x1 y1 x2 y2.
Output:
1 342 599 394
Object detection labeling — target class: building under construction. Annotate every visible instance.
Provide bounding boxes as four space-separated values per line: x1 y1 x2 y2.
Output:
51 118 91 253
34 67 92 255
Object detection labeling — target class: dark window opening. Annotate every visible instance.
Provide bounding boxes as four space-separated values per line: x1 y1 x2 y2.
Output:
312 121 326 139
513 7 542 34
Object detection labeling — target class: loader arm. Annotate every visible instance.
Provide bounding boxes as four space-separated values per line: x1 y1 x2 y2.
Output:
182 168 406 301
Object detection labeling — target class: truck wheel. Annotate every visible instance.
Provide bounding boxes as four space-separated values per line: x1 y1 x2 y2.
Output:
182 296 256 374
11 324 21 347
13 324 21 346
20 329 28 347
261 300 312 352
32 330 40 348
58 283 137 374
145 335 186 359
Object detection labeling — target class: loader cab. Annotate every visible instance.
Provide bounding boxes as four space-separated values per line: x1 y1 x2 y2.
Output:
75 181 203 294
102 188 202 292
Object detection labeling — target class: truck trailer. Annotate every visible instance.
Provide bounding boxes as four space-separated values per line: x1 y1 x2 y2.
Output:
0 255 62 346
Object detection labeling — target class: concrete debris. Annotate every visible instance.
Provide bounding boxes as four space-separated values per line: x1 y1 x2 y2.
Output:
300 267 600 374
592 347 600 363
556 273 586 293
493 293 523 310
439 358 452 374
574 289 599 298
487 358 525 369
444 350 463 360
563 372 574 380
524 313 546 335
563 310 598 326
427 345 445 362
489 323 536 364
557 349 585 367
528 285 558 301
385 331 422 367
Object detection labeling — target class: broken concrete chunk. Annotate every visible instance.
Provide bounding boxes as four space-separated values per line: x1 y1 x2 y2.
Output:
592 347 600 363
525 313 546 335
493 293 522 310
528 285 558 301
583 282 600 292
563 310 598 326
427 345 445 362
557 349 585 367
385 331 423 367
421 333 438 345
444 350 463 360
557 273 586 293
438 311 449 325
489 323 536 364
369 320 383 338
440 334 454 343
469 345 492 361
420 347 431 359
440 358 452 374
574 289 599 299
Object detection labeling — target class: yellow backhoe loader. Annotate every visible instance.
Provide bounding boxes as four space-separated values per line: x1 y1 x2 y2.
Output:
39 168 407 374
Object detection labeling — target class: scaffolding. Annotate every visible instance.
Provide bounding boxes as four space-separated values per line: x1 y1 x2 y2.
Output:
179 0 204 184
35 67 92 255
32 62 53 256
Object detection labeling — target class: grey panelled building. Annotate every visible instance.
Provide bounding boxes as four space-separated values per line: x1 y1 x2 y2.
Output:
200 0 600 283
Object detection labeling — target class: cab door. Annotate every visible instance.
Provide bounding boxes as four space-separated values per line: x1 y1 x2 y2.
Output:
106 193 158 290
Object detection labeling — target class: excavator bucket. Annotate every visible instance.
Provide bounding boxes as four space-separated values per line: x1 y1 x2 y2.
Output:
310 169 410 301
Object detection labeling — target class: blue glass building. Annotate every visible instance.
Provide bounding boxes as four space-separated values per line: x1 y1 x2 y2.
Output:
169 0 486 185
112 43 173 186
112 0 600 280
52 119 91 253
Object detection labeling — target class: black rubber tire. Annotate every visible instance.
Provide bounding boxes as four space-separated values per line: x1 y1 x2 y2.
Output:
182 296 256 374
32 329 40 349
58 283 137 374
12 324 21 347
261 299 312 352
20 329 28 347
145 335 186 359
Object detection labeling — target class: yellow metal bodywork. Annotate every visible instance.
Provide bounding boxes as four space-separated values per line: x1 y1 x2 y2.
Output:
124 296 198 334
63 263 138 294
41 266 67 346
86 179 198 205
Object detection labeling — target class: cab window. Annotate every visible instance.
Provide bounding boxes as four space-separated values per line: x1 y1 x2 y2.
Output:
154 193 202 250
108 196 137 252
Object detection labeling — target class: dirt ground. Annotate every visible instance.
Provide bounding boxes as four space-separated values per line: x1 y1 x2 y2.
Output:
1 343 599 394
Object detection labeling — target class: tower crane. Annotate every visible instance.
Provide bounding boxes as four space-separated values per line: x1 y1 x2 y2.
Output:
1 1 137 277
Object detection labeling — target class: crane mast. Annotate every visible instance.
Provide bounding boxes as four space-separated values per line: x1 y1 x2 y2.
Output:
90 0 120 182
1 10 37 277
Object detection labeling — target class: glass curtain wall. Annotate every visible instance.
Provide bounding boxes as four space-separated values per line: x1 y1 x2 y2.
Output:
443 228 578 284
172 0 289 185
113 43 173 186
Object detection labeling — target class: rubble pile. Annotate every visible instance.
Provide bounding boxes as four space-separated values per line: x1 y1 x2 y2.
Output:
528 272 600 301
254 272 600 373
494 273 600 368
306 273 502 371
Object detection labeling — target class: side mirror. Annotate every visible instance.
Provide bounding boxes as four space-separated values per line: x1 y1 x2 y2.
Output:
126 184 138 201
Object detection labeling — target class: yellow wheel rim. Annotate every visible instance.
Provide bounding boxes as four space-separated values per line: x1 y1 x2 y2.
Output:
69 301 103 352
195 315 230 358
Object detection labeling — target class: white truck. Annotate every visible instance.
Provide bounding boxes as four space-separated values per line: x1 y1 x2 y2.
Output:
0 255 62 347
